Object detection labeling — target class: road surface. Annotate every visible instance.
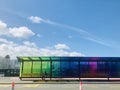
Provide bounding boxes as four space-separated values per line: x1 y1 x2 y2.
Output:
0 77 120 90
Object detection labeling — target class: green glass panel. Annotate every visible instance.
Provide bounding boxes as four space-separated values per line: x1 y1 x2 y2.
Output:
20 57 29 60
31 57 40 60
32 62 41 77
32 62 41 73
23 62 32 73
42 62 50 70
41 57 51 60
20 62 22 77
42 61 50 77
52 62 60 77
51 57 60 61
21 61 32 77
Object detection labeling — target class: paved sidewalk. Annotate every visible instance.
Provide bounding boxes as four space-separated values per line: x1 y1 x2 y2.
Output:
0 77 33 84
0 77 120 90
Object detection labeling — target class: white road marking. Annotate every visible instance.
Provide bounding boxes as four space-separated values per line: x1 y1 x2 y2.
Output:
23 84 39 88
0 85 11 87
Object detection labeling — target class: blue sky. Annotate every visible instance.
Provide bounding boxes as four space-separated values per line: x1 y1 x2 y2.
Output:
0 0 120 58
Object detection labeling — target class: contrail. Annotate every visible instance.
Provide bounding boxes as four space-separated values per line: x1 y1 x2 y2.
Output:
1 8 115 48
39 18 113 47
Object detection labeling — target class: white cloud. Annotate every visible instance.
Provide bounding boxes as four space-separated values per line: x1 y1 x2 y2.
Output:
0 21 7 28
0 39 84 59
0 21 8 36
69 52 83 56
28 16 43 23
23 41 36 47
0 20 35 38
54 44 70 50
0 38 9 43
9 27 35 38
0 38 16 46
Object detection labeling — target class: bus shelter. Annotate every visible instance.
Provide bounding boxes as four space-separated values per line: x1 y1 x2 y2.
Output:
17 56 120 80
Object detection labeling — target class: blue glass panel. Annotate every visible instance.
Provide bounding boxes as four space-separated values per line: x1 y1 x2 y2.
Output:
81 57 91 61
80 62 89 77
61 61 70 77
110 57 120 61
91 57 100 61
71 61 79 77
101 57 109 61
97 62 108 77
109 62 118 77
61 57 70 61
71 57 80 61
117 62 120 77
